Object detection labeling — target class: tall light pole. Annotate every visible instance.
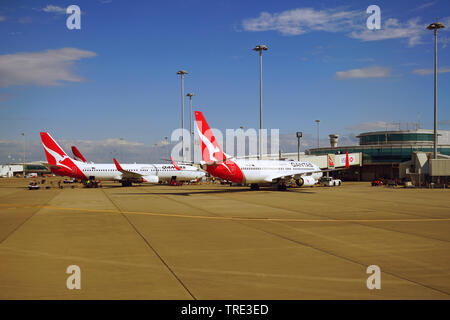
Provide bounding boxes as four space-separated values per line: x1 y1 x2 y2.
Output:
177 70 188 160
186 92 195 161
21 132 25 176
427 21 445 159
296 132 302 161
253 45 268 160
315 120 320 148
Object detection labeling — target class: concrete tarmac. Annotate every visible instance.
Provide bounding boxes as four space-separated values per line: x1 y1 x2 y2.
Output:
0 178 449 299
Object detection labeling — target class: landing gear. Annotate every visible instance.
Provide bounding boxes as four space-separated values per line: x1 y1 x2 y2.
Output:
250 184 260 191
84 179 99 188
121 181 132 187
276 183 287 191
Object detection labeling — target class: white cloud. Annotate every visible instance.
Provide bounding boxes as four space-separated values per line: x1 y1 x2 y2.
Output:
81 138 145 148
0 48 97 87
438 36 450 48
155 138 170 146
241 8 446 47
42 5 66 15
0 15 6 22
277 133 358 152
346 121 399 131
242 8 361 36
0 137 170 164
411 1 437 11
0 133 360 164
443 17 450 28
350 18 425 46
412 67 450 75
335 66 391 80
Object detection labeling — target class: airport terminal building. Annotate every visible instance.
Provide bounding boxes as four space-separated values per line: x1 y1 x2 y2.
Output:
0 162 50 178
307 129 450 181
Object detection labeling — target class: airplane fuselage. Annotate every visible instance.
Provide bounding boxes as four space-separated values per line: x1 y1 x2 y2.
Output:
205 159 323 185
51 160 204 183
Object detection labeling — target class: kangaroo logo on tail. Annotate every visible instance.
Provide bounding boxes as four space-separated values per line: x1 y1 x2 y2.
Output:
194 111 225 163
40 132 84 178
193 111 243 182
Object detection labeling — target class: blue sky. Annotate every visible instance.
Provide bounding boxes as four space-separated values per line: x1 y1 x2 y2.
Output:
0 0 449 162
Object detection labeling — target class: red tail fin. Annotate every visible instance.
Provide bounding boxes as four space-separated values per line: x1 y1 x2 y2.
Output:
170 156 181 171
40 132 70 166
345 151 349 169
40 132 84 179
113 158 123 171
72 146 87 163
194 111 225 163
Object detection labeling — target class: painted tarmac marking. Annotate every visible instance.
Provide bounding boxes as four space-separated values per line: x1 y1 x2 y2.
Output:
0 193 61 245
99 190 197 300
1 203 449 223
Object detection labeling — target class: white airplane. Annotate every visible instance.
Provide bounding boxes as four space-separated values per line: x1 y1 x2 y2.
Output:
40 132 205 186
194 111 349 190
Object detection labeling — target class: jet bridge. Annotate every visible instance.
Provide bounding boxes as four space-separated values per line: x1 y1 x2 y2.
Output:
278 152 362 170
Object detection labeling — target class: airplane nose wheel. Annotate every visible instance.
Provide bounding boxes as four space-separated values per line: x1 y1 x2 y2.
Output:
250 184 260 191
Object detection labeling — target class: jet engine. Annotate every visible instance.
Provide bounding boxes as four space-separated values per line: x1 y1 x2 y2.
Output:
142 175 159 183
295 176 316 187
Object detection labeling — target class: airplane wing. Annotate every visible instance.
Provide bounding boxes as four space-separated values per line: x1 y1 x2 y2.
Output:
263 170 340 182
263 173 297 183
113 158 143 179
113 158 158 183
40 161 63 170
263 166 350 182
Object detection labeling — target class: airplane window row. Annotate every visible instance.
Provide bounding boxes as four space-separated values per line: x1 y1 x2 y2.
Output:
243 167 291 170
83 169 178 172
83 168 182 172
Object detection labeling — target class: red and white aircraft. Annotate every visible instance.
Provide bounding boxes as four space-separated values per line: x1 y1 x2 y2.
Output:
40 132 205 186
194 111 349 190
